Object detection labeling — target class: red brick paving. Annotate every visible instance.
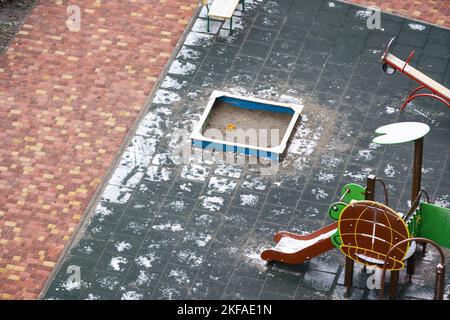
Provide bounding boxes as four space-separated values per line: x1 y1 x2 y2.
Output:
0 0 197 299
342 0 450 29
1 0 448 301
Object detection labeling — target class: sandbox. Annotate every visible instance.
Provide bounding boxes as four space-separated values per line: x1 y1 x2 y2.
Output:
191 90 303 161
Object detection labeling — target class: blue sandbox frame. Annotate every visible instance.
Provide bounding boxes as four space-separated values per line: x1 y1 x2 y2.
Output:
190 91 303 162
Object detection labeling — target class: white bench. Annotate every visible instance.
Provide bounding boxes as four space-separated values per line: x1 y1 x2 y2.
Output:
201 0 245 35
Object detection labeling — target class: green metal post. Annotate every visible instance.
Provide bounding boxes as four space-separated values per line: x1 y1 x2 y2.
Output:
229 16 233 35
206 5 210 33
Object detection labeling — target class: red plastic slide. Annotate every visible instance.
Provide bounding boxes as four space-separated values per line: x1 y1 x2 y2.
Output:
260 222 338 264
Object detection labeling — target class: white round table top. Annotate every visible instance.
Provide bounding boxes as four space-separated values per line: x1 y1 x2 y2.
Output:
373 122 430 145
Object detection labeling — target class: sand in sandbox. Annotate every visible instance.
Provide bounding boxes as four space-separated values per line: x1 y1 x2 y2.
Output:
202 101 293 148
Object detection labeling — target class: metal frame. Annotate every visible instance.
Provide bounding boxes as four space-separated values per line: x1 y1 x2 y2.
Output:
380 237 446 300
380 37 450 111
229 0 245 35
404 136 425 280
202 0 245 35
204 2 211 33
401 90 450 111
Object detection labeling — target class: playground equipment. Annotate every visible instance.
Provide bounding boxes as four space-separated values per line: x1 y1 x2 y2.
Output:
336 200 411 271
260 222 337 264
380 238 447 300
261 122 450 300
260 183 366 264
380 37 450 111
201 0 245 35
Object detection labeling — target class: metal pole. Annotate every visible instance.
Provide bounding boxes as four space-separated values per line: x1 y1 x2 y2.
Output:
206 5 210 33
344 256 354 297
389 271 399 299
406 255 415 282
406 137 424 281
411 137 423 204
435 263 445 300
229 16 233 35
365 175 376 201
380 237 446 300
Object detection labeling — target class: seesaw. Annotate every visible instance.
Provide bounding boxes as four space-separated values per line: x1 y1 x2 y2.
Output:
261 122 450 299
380 37 450 111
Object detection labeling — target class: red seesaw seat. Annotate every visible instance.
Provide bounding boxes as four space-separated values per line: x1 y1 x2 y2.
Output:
380 37 450 111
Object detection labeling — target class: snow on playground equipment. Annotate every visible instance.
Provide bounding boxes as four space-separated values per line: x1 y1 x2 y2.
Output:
381 37 450 111
261 122 450 300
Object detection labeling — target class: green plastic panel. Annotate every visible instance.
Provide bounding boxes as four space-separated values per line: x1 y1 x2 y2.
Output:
328 202 347 221
327 184 365 221
407 211 421 237
331 230 342 248
340 183 366 203
327 183 366 247
418 203 450 249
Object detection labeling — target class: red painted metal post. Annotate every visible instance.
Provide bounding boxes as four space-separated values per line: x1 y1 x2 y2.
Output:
401 93 450 111
406 85 427 99
402 50 415 72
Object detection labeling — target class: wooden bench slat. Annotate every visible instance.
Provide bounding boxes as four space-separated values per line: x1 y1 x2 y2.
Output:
209 0 240 19
385 53 450 100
